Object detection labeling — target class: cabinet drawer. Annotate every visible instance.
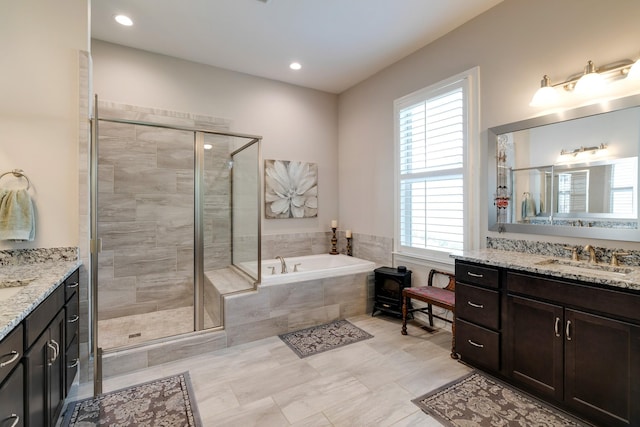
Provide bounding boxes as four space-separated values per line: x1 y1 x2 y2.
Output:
65 291 79 348
456 283 500 330
24 285 64 349
456 262 499 289
65 334 79 395
64 269 80 302
0 362 23 427
0 324 23 385
456 318 500 372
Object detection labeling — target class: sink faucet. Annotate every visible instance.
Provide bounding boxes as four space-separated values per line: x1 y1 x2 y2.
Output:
275 256 288 273
584 245 597 264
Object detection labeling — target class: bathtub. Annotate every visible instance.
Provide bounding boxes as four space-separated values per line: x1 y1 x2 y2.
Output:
246 254 375 285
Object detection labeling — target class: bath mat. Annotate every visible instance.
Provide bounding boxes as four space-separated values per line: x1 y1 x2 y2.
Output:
61 372 201 427
413 371 591 426
279 319 373 358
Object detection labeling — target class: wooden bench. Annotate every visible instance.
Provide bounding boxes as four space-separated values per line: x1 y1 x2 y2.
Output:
401 269 457 359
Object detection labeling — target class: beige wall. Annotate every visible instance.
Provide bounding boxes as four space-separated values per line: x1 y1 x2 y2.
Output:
338 0 640 251
0 0 89 250
91 40 339 237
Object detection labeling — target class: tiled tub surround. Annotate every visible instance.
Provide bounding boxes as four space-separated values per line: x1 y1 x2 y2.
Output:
261 231 392 267
456 244 640 292
0 248 81 340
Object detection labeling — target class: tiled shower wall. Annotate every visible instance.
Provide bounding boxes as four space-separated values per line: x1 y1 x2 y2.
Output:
96 102 231 322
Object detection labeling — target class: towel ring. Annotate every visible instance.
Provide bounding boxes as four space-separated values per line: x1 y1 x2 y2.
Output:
0 169 31 190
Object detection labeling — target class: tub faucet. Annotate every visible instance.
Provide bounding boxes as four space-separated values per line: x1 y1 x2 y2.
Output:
275 256 288 273
584 245 597 264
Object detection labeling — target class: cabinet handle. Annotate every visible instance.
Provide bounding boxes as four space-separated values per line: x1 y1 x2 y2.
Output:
0 350 20 368
68 314 80 323
47 342 56 366
67 281 79 289
468 339 484 348
467 301 484 309
8 414 19 427
68 358 79 369
554 317 561 337
566 320 572 341
467 272 484 278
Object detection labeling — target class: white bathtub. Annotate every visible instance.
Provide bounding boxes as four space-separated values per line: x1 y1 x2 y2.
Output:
246 254 375 286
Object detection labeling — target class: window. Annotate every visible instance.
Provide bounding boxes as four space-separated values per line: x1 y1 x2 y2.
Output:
610 157 636 215
394 69 479 259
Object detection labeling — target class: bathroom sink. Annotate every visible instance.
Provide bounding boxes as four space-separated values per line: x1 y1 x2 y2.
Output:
0 277 36 288
534 258 634 275
0 278 35 301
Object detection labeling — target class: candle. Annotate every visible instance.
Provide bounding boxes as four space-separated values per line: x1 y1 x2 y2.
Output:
331 220 337 228
346 230 352 238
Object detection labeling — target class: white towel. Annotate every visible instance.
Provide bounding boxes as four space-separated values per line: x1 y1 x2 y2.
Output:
0 189 35 241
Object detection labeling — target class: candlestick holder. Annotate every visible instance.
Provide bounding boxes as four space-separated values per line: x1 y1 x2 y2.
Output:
346 237 353 256
330 227 338 255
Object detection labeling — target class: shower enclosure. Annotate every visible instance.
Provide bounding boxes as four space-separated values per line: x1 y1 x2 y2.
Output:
90 100 261 392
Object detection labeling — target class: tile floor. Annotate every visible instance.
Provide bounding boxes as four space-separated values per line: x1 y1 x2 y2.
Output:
68 314 471 426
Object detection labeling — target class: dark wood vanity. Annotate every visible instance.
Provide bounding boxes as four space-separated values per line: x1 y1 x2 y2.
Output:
455 259 640 427
0 268 79 427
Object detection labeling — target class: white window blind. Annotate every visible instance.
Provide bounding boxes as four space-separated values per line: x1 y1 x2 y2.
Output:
397 85 465 254
610 157 636 214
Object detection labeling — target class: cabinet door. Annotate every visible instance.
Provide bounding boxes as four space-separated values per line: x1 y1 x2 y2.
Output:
24 311 65 427
507 295 563 401
565 309 640 427
48 311 65 424
0 363 24 427
25 331 48 427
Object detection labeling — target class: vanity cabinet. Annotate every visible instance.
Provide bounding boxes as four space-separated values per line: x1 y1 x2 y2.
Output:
454 261 501 372
506 271 640 427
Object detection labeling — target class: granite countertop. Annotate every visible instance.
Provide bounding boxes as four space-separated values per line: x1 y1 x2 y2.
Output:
452 248 640 292
0 260 81 341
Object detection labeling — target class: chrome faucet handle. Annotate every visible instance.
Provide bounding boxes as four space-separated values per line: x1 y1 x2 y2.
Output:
610 252 630 266
563 246 579 261
293 263 301 272
269 266 276 275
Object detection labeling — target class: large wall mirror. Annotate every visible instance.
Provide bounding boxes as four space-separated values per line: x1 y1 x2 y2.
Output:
488 93 640 241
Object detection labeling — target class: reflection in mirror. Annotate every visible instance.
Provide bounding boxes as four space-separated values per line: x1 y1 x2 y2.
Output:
489 94 640 241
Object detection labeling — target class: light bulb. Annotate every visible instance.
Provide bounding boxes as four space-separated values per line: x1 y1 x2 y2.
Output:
574 60 605 94
530 75 559 107
627 59 640 80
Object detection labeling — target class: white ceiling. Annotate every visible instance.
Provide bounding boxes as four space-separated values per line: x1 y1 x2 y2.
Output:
91 0 502 94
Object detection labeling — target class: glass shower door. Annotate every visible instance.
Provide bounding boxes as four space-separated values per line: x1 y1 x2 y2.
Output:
201 134 261 329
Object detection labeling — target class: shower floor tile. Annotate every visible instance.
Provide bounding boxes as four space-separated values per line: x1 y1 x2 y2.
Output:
98 306 198 349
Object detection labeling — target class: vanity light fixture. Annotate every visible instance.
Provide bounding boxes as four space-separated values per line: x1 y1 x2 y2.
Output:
559 143 608 157
530 57 638 107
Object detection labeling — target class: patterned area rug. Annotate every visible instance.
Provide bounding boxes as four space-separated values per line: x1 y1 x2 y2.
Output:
61 372 201 427
279 319 373 358
413 371 591 426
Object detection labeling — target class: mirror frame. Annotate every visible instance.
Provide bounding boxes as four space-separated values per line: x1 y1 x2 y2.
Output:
488 93 640 241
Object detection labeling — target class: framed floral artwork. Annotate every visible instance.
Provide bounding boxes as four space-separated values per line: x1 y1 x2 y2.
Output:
264 159 318 219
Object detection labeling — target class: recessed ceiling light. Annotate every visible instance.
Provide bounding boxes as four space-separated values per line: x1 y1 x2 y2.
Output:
204 144 213 150
290 62 302 71
114 14 133 26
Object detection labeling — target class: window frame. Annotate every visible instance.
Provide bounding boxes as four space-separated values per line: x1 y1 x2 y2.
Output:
393 67 480 263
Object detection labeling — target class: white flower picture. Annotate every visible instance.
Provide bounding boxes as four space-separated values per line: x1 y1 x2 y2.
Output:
265 159 318 219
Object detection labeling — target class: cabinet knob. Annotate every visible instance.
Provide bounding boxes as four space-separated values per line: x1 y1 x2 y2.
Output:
467 272 484 278
68 315 80 323
67 281 79 289
0 350 20 368
566 320 572 341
